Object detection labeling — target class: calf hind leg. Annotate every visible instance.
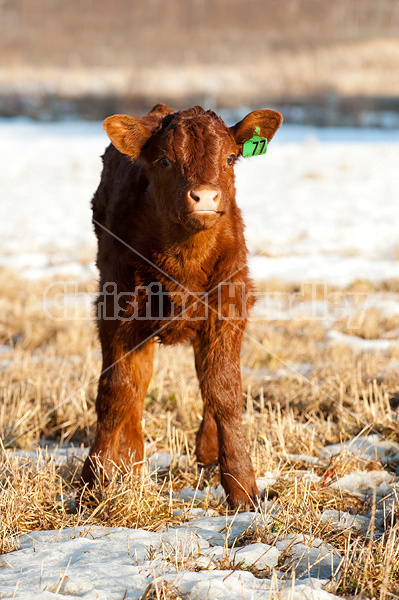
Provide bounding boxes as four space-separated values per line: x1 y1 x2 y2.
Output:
195 409 219 466
193 340 218 466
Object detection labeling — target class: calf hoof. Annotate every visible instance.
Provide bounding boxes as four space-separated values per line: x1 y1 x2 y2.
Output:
225 482 261 510
196 448 218 467
196 449 218 467
220 466 260 510
80 454 107 490
195 417 218 466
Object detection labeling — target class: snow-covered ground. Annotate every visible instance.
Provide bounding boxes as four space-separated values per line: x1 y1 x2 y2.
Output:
0 522 340 600
2 435 399 599
1 118 398 284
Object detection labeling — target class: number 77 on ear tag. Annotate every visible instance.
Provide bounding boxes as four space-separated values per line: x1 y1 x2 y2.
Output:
242 126 268 157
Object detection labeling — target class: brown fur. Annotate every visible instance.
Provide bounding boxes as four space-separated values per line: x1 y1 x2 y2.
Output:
81 104 283 507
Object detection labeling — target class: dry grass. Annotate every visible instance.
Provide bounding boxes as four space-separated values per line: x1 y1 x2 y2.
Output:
1 269 399 597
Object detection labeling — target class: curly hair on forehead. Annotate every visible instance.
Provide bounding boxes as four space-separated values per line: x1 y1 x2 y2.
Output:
160 106 228 133
179 105 206 119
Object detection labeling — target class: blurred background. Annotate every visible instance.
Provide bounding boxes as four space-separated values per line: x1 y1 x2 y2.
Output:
1 0 399 126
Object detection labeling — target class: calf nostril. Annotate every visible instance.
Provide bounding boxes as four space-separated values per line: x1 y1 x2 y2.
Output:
190 190 200 202
190 189 219 203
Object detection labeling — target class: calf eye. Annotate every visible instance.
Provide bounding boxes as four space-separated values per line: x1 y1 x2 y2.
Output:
160 157 170 168
227 155 235 165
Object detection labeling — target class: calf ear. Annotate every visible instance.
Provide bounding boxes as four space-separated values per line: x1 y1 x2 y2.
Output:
230 109 283 154
103 115 152 159
147 103 175 117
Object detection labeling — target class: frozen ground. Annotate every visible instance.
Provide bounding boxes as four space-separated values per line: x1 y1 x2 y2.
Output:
2 435 399 600
1 118 399 284
0 523 340 600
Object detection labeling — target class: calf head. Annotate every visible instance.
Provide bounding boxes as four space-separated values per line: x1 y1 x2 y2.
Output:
104 105 283 231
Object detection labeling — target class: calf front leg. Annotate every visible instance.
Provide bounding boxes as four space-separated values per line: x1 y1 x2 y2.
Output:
81 335 154 488
194 328 259 508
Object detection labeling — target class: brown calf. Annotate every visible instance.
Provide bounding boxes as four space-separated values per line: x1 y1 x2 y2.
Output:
81 104 283 507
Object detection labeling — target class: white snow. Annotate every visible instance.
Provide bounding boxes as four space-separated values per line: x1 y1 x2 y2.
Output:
1 119 398 284
284 454 324 467
242 363 313 381
326 330 399 352
200 542 280 570
330 470 394 496
320 510 370 533
2 437 398 599
366 294 399 317
177 485 226 504
322 434 399 464
6 441 87 466
275 534 341 580
1 523 342 600
255 472 279 493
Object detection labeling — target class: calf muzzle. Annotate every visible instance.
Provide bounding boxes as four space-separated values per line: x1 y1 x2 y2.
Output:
187 185 221 214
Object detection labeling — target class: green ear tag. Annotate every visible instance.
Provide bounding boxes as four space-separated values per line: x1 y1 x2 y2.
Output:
242 126 268 157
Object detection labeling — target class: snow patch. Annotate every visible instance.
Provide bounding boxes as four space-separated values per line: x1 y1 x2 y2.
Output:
330 470 394 496
276 534 341 580
2 524 343 600
322 434 399 464
326 330 399 352
320 510 370 533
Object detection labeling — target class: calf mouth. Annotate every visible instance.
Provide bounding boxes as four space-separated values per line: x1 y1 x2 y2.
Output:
185 209 223 230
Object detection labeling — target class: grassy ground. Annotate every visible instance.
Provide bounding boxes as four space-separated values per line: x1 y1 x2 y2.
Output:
1 270 399 597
